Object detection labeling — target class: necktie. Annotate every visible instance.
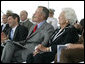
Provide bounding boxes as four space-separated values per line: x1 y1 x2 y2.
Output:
33 25 38 33
26 25 38 40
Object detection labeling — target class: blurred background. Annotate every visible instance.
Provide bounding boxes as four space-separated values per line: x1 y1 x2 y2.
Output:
1 1 84 23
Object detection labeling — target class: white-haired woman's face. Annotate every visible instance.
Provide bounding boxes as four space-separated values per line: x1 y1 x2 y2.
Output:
58 11 67 25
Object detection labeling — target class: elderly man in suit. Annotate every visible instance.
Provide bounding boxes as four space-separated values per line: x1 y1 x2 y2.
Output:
1 6 54 63
26 8 79 63
19 10 33 32
1 14 10 57
1 14 10 35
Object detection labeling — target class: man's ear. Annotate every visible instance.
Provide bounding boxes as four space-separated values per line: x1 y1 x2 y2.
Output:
15 18 18 22
66 20 69 24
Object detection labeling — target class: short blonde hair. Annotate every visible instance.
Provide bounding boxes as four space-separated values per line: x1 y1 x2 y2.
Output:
62 8 77 25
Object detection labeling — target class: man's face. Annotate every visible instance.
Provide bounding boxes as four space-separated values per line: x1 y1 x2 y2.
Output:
2 15 8 24
32 8 44 23
8 16 15 27
20 12 27 21
58 11 67 25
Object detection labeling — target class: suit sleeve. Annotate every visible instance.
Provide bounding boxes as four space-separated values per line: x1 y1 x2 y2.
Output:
42 25 54 47
18 26 28 41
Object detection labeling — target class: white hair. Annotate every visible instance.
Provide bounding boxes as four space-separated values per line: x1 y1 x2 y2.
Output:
62 8 77 25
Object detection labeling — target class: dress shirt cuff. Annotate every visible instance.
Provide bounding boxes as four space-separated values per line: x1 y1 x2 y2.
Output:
35 46 38 50
65 43 71 46
49 46 52 52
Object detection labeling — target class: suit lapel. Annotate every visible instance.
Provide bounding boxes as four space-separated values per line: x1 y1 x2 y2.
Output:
8 28 12 39
2 24 7 32
28 25 35 36
1 25 3 32
52 24 70 42
12 26 19 40
28 22 46 38
52 28 65 42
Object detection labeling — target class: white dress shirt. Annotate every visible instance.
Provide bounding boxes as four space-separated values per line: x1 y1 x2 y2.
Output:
2 23 7 31
20 19 28 23
10 25 18 40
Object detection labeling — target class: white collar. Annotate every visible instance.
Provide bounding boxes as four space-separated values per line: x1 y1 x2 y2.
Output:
12 25 18 32
37 20 46 28
3 23 7 26
20 19 28 23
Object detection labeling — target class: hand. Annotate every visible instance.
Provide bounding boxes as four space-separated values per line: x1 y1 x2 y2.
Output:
74 23 80 29
1 32 8 43
33 49 40 56
33 46 41 56
36 44 49 52
66 44 84 49
33 44 46 56
33 44 50 56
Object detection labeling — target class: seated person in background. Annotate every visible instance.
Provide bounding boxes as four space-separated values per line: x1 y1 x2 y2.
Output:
74 19 84 37
47 9 59 30
6 10 13 18
54 19 84 63
1 6 54 63
26 8 79 63
1 14 10 36
1 13 28 60
1 14 10 55
19 10 33 32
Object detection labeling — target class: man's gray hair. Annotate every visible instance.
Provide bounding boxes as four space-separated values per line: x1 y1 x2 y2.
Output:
38 6 49 20
20 10 28 16
62 8 77 25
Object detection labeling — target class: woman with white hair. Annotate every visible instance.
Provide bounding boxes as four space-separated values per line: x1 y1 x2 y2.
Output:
26 8 79 63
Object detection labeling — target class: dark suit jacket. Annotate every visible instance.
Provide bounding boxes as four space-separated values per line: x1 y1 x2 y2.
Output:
1 24 10 35
1 24 28 56
8 24 28 42
49 24 79 53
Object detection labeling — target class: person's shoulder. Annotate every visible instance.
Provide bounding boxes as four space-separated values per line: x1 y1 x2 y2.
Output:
18 24 28 30
26 19 33 25
65 25 78 32
17 25 28 33
52 17 57 20
44 22 54 30
45 21 53 27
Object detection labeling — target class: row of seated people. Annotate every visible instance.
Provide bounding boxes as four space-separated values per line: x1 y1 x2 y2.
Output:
2 8 59 31
26 17 84 63
1 6 84 63
1 9 34 55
